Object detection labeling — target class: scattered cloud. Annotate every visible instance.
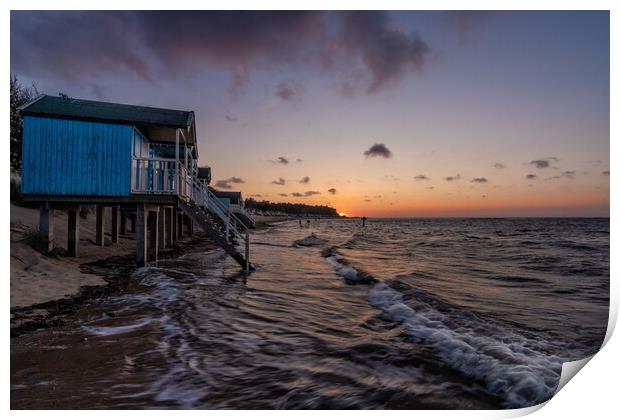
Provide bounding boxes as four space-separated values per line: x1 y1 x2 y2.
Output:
494 162 506 169
225 114 238 122
298 176 310 184
328 188 337 195
471 177 488 183
525 174 537 179
271 177 286 185
363 143 392 158
444 174 462 182
364 199 372 202
275 79 302 102
561 170 576 179
290 191 320 197
529 159 550 169
269 156 289 165
214 176 245 189
529 157 559 169
414 174 430 181
296 158 303 163
279 193 288 197
426 186 434 190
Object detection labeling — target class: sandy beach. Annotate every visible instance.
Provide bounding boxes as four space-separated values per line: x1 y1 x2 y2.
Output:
10 203 220 336
11 203 126 308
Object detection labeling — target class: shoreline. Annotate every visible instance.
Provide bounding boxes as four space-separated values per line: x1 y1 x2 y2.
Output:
10 208 284 337
10 234 218 337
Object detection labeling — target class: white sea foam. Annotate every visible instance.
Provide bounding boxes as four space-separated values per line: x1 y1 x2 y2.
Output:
325 256 360 282
368 282 566 408
82 318 154 336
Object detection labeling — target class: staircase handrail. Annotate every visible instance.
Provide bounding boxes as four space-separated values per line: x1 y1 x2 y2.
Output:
177 162 249 239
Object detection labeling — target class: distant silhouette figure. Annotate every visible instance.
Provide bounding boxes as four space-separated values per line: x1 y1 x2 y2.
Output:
362 216 367 227
299 219 303 228
306 220 311 228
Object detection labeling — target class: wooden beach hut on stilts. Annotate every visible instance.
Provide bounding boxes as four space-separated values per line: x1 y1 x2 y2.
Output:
19 95 253 272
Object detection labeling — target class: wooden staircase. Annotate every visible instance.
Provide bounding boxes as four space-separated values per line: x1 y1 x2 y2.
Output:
177 166 253 272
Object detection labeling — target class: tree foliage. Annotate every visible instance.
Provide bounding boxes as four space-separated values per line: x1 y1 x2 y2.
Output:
244 198 339 217
10 74 39 172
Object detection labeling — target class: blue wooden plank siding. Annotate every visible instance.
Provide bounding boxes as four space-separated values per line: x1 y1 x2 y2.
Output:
21 116 134 196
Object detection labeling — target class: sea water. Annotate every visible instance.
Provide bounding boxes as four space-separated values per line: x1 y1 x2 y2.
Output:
12 218 610 409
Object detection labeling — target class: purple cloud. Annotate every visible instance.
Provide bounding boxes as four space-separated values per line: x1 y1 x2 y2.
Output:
11 11 431 96
363 143 392 158
214 176 244 189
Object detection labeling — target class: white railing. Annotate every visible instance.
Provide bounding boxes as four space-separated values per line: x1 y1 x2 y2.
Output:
131 157 251 271
229 203 256 226
131 157 177 194
179 164 251 272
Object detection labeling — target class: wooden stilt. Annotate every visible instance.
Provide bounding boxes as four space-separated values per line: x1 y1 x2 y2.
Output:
119 210 127 235
171 207 178 243
147 210 159 262
111 206 120 243
39 204 54 252
67 207 80 257
177 211 184 239
157 206 166 251
187 216 193 237
95 206 105 246
136 204 147 266
165 207 173 248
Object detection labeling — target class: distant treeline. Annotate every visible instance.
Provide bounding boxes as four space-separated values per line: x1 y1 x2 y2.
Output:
244 198 339 217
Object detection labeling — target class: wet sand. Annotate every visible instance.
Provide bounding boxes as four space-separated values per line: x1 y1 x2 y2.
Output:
10 235 220 408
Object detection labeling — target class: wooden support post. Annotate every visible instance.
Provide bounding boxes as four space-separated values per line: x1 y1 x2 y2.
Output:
136 204 147 266
177 212 184 239
95 206 106 246
130 215 136 233
157 206 166 252
39 204 54 252
165 207 174 248
187 217 193 237
67 207 80 257
171 207 178 244
110 206 120 244
147 210 159 262
120 210 127 235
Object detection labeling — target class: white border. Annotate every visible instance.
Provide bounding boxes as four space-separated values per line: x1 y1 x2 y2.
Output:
3 2 617 419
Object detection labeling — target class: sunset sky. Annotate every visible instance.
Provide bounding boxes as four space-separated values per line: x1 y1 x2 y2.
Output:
10 11 610 217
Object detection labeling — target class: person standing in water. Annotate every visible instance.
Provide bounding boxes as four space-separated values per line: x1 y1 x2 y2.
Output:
362 216 367 227
299 219 303 228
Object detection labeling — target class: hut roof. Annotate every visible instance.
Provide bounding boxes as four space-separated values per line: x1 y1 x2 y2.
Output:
210 189 243 204
20 95 194 128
